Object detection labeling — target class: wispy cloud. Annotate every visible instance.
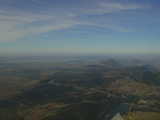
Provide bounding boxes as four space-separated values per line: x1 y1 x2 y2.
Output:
100 2 149 10
0 1 150 42
0 11 78 42
82 2 150 15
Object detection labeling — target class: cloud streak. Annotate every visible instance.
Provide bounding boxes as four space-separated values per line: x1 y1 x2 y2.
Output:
0 11 79 42
79 2 150 15
0 1 150 42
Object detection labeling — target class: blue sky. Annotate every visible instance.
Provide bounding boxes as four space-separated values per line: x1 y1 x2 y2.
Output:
0 0 160 55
